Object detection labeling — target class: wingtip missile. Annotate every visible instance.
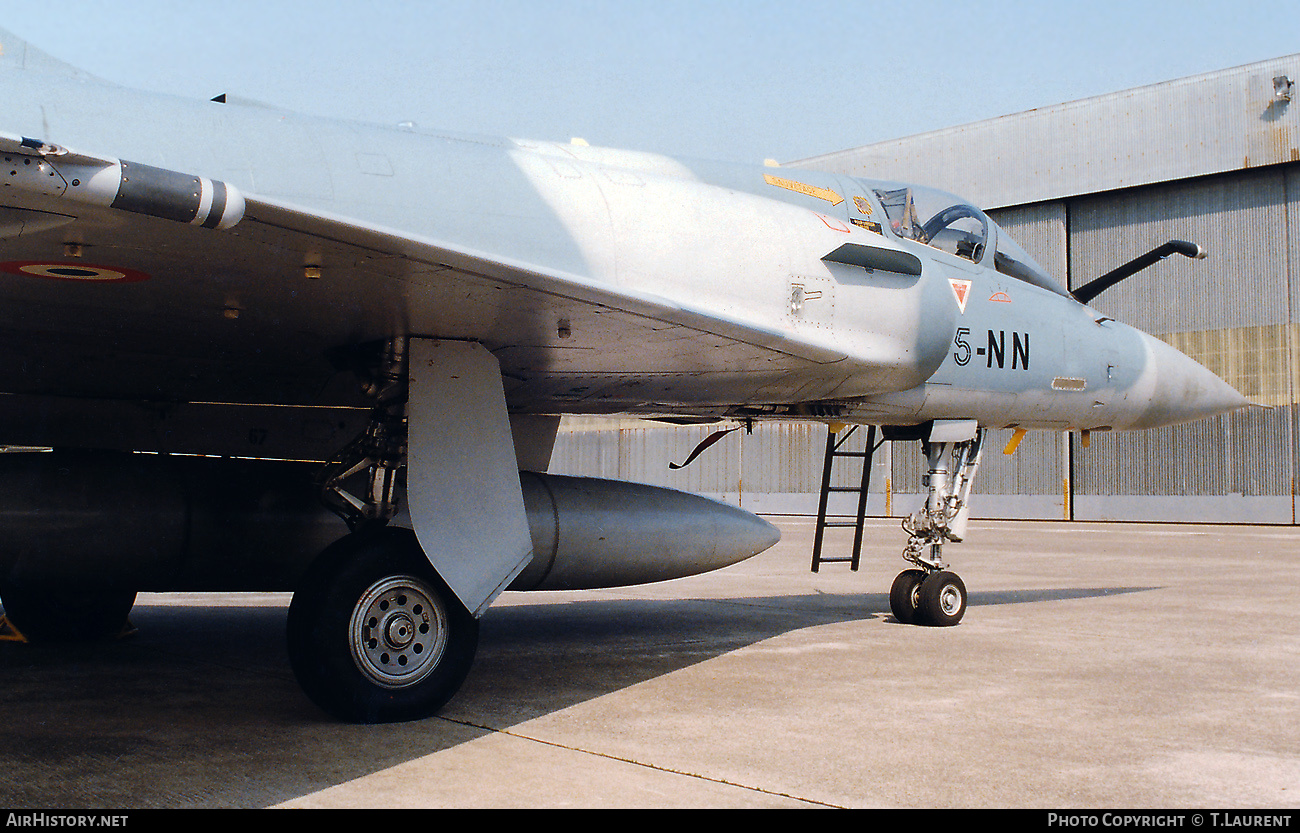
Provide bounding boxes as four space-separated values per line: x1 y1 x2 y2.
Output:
2 133 244 230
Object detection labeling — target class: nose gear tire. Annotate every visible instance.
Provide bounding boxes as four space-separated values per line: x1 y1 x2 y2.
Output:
889 569 927 625
917 570 966 627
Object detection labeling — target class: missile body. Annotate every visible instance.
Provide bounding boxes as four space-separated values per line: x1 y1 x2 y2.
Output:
2 133 245 230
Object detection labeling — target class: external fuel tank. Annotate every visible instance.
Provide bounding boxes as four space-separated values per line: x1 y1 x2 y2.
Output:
0 451 778 593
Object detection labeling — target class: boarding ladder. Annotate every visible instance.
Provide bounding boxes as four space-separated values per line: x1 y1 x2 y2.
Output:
810 424 880 572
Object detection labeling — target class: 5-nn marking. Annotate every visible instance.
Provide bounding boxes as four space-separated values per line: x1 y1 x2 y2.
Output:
953 328 1030 370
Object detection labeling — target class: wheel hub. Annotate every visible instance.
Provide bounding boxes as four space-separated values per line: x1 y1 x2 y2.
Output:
349 575 449 689
937 583 962 615
384 612 416 648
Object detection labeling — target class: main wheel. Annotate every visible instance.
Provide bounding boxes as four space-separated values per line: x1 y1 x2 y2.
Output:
889 569 926 624
0 581 137 642
916 570 967 627
287 527 479 723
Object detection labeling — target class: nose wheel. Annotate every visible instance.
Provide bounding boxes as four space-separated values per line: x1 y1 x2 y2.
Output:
816 421 982 628
890 568 967 626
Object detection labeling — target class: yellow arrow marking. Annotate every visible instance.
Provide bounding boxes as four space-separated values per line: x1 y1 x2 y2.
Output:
763 173 843 206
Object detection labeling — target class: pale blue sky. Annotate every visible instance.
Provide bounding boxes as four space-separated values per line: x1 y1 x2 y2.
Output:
2 1 1297 165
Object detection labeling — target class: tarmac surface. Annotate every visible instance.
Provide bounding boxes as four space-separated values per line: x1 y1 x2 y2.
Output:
1 517 1298 809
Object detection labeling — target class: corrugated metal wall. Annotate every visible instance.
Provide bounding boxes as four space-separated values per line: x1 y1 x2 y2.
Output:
1066 166 1296 521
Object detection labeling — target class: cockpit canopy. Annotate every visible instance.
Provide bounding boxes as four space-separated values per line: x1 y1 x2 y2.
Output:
860 180 1069 298
873 184 990 263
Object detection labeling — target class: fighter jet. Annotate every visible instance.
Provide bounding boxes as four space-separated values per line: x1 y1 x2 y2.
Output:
0 30 1247 722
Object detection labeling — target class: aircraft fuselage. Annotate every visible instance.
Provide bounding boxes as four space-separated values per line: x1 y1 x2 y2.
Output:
0 63 1242 436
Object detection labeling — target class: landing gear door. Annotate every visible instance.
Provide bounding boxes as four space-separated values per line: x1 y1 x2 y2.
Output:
406 339 533 617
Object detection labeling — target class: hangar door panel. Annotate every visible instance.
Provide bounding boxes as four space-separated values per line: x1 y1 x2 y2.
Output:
1067 170 1293 523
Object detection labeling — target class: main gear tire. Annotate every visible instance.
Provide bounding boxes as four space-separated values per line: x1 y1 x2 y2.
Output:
287 527 479 723
0 581 136 642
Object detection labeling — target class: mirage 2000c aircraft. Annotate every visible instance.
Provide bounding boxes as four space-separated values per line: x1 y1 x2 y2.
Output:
0 30 1248 723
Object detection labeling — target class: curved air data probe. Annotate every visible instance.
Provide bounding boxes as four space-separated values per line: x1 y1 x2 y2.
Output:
1071 240 1207 305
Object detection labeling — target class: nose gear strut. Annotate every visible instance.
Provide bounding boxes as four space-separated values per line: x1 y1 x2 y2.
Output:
892 426 984 626
810 421 986 627
902 429 985 570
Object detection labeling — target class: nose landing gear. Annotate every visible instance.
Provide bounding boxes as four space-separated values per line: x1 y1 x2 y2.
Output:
812 420 985 627
889 425 984 627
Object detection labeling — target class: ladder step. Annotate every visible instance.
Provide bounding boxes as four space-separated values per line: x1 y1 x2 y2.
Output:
830 450 871 458
824 486 864 492
819 521 862 527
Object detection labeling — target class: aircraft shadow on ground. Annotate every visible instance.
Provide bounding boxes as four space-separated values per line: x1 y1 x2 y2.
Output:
0 583 1156 808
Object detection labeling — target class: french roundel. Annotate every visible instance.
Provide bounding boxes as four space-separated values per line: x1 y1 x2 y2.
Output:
0 261 150 283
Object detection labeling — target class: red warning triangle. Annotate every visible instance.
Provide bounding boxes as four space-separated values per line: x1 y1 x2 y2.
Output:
949 278 972 313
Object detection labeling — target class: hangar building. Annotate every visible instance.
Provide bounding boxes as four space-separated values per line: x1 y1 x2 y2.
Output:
549 54 1300 526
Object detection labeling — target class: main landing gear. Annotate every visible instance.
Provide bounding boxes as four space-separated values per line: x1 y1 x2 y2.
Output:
888 425 984 627
290 337 532 723
291 337 470 723
0 581 137 642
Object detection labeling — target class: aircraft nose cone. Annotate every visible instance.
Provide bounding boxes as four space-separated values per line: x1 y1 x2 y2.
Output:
1129 330 1250 428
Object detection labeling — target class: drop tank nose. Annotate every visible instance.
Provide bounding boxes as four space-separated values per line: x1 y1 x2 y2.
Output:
511 472 781 591
1127 330 1250 429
